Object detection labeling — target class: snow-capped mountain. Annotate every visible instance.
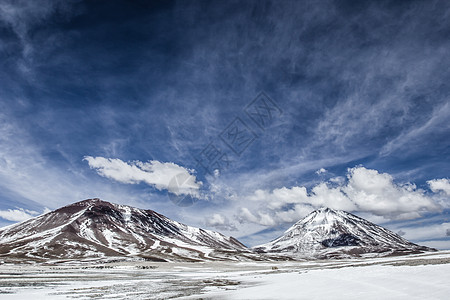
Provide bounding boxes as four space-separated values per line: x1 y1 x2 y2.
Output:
0 198 249 262
254 208 435 259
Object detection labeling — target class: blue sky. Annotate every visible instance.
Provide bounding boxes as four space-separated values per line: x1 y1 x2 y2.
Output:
0 0 449 248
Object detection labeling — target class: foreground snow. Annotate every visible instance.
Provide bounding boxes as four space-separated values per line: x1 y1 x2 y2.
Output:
0 251 449 299
201 262 450 299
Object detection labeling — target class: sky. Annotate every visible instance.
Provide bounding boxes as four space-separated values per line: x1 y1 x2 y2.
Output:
0 0 449 249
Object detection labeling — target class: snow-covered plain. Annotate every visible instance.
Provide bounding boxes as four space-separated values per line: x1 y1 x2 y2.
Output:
0 251 449 299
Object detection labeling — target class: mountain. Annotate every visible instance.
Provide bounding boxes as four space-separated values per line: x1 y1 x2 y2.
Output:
0 198 251 262
0 202 436 262
254 208 436 259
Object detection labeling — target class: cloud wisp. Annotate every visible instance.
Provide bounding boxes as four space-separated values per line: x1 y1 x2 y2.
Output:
0 0 77 74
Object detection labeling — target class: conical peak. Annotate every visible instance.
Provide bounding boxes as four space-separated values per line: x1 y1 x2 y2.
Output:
305 207 340 219
292 207 345 228
69 198 117 208
310 207 348 220
315 207 339 214
77 198 103 204
54 198 116 214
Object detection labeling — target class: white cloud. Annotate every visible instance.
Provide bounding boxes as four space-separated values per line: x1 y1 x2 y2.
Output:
392 222 450 242
428 178 450 196
329 176 345 184
236 208 278 227
83 156 201 197
419 240 450 250
237 207 259 224
315 168 327 175
238 166 441 226
205 213 237 231
0 208 39 222
343 167 439 219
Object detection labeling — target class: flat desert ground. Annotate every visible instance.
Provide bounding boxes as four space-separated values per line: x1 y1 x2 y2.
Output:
0 251 449 299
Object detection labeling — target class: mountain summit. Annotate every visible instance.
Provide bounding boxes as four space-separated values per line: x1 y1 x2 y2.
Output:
0 198 248 262
254 207 435 259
